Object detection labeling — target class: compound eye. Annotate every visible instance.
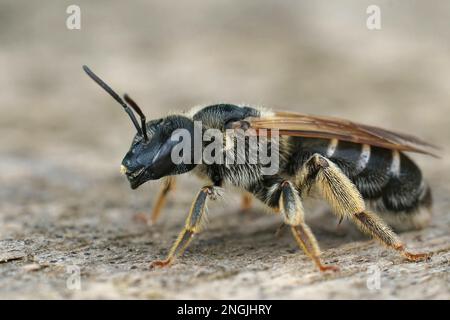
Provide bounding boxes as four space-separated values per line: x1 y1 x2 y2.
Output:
136 147 155 166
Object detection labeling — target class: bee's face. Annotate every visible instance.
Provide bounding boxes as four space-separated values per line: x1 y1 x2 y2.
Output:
81 66 198 189
121 116 196 189
121 119 162 189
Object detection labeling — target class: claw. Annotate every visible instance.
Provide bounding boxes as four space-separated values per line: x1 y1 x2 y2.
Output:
318 264 340 272
403 251 431 262
313 256 340 272
149 258 173 269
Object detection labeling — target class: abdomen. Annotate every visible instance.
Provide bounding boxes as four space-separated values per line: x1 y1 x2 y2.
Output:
285 137 432 231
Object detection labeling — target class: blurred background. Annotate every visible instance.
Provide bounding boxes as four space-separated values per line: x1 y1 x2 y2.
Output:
0 0 449 299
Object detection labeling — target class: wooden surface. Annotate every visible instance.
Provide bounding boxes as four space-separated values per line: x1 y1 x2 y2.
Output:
0 0 449 299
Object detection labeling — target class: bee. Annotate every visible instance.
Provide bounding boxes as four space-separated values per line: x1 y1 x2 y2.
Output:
83 65 436 271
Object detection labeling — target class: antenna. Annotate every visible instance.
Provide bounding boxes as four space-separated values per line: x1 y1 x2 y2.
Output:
124 94 148 141
82 65 143 136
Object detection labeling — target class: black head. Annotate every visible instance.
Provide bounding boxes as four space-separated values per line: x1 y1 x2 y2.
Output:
83 66 197 189
122 115 197 189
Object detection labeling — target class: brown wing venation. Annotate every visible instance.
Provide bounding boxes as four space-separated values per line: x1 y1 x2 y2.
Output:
237 111 438 157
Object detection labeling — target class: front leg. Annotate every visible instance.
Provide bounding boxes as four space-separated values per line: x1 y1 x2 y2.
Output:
150 185 219 268
149 176 176 224
134 176 176 225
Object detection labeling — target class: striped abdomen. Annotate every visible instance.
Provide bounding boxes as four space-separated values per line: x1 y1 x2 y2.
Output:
286 137 432 230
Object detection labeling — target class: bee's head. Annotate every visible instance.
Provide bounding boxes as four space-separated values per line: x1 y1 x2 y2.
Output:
83 65 196 190
121 115 196 189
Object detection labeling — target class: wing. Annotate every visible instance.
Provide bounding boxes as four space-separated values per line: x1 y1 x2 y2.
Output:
232 111 439 157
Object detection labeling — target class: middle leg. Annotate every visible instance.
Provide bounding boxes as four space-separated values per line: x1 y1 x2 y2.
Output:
240 192 253 212
134 176 176 225
279 180 338 271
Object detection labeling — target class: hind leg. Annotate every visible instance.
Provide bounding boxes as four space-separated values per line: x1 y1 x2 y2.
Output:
296 154 429 261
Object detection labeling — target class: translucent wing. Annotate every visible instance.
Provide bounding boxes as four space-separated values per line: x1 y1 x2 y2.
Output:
233 111 438 156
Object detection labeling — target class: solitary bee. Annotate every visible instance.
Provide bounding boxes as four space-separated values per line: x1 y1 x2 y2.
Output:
83 66 436 271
